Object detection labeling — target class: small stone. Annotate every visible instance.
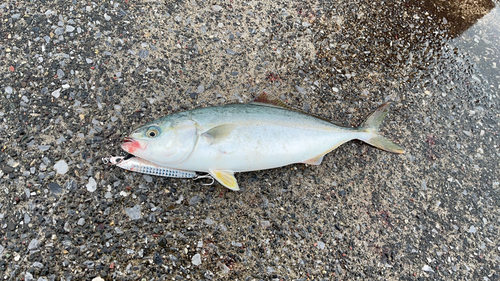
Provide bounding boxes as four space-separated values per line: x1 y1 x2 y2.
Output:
261 220 271 228
189 195 202 206
138 49 149 59
92 277 105 281
317 241 326 250
86 177 97 192
226 48 236 55
32 262 44 268
295 85 306 94
197 84 205 94
54 160 68 174
77 218 85 226
469 225 477 234
104 13 111 21
48 182 63 195
143 175 153 183
125 205 141 220
5 86 13 94
86 58 93 63
57 69 65 78
212 5 222 12
51 88 61 98
38 145 51 151
28 239 39 250
192 253 202 265
24 213 31 224
65 179 77 190
55 27 64 35
56 136 66 144
204 218 214 225
422 265 434 272
153 252 163 265
65 25 75 32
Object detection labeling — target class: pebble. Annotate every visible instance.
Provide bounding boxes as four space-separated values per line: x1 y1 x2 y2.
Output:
153 252 163 265
192 253 202 265
125 205 141 220
261 220 271 228
54 160 68 174
38 145 51 152
422 264 434 272
212 5 222 12
204 218 214 225
55 27 64 35
316 241 326 250
189 195 202 206
138 49 149 59
77 218 85 226
92 277 105 281
197 84 205 94
51 88 61 98
48 182 63 195
66 25 75 32
57 69 65 78
32 262 44 268
86 177 97 192
295 85 306 94
5 86 12 94
469 225 477 234
226 48 236 55
28 239 39 250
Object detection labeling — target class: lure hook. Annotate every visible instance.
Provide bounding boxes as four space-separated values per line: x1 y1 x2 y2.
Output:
102 156 125 165
193 174 215 185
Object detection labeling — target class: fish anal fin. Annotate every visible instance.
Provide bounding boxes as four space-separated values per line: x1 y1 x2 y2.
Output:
302 154 325 165
202 124 237 144
209 169 239 190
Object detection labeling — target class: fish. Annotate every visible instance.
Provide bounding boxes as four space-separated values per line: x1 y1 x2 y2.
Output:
121 92 404 190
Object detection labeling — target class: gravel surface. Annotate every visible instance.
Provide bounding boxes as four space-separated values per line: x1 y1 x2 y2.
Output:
0 0 499 280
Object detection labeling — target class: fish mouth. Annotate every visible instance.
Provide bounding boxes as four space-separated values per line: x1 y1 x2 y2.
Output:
121 137 144 154
123 137 135 143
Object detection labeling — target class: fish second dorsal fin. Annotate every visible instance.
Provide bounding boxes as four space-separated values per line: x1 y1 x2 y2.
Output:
251 91 338 124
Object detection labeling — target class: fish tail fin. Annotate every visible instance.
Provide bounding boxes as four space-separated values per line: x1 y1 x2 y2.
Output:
358 102 404 154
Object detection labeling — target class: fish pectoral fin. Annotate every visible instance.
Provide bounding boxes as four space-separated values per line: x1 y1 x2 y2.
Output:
202 124 237 145
301 154 325 165
208 169 239 191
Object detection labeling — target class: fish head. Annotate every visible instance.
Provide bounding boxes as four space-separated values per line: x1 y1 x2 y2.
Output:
121 118 198 165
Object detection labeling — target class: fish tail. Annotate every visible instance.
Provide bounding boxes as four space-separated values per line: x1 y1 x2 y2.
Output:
358 102 404 154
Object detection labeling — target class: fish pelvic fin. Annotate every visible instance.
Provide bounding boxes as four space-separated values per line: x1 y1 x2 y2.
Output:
208 169 240 191
359 102 404 154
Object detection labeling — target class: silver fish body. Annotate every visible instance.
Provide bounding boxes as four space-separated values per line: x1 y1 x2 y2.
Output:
121 94 404 190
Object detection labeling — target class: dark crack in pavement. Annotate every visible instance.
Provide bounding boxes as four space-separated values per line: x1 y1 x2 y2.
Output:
0 0 499 280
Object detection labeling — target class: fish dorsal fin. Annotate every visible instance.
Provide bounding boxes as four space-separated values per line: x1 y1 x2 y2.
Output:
251 91 293 109
202 124 237 145
251 91 338 124
208 169 239 190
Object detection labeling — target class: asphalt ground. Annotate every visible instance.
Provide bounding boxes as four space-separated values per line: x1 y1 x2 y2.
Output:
0 0 499 280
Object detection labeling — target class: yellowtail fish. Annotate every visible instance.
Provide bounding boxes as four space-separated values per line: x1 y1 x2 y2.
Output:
120 93 404 190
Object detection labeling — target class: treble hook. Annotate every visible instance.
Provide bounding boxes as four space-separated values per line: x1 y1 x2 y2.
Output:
193 174 215 185
102 156 125 165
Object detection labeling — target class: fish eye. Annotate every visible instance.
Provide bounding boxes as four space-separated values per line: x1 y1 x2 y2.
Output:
146 127 160 138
